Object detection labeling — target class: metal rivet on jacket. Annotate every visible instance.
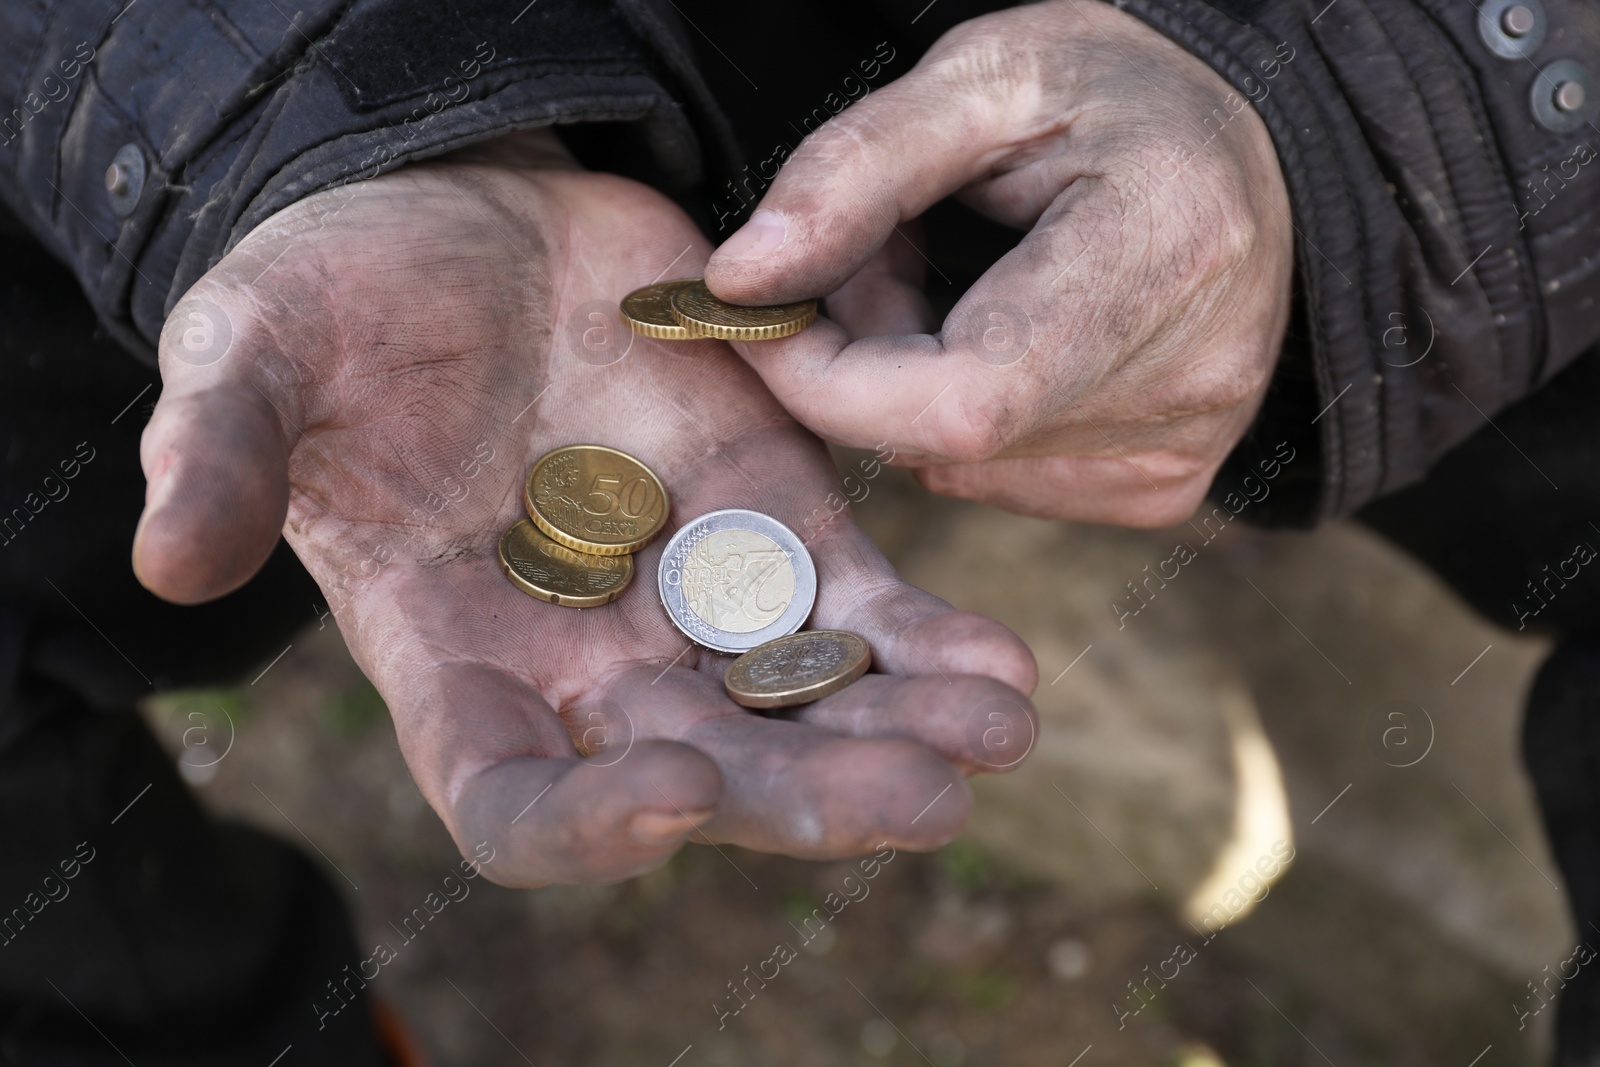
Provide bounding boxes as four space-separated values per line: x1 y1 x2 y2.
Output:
1531 59 1597 132
105 144 145 218
1478 0 1546 59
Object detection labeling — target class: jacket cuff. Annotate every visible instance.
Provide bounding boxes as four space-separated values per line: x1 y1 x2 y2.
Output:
0 0 724 359
1109 0 1600 522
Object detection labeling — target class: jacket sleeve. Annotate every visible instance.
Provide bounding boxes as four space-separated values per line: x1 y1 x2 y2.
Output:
1108 0 1600 522
0 0 734 360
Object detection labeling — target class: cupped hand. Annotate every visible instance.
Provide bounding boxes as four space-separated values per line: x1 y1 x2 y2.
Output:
705 0 1294 526
132 132 1037 886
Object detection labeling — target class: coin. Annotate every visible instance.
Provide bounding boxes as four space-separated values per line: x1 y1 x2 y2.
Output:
499 519 634 607
525 445 669 556
620 280 704 340
669 279 818 341
725 630 872 709
658 509 817 653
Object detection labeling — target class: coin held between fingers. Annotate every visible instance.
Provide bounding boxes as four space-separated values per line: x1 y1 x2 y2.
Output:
668 279 817 341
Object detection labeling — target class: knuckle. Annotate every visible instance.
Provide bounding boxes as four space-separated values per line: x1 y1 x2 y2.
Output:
1217 209 1260 269
938 399 1012 463
1155 192 1257 288
1124 469 1214 528
1166 357 1270 415
1210 360 1268 411
924 30 1036 107
793 107 874 171
1146 448 1218 486
778 113 901 249
786 103 898 200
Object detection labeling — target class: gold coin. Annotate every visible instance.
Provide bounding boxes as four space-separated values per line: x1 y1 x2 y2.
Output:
724 630 872 709
621 280 710 340
525 444 669 556
669 279 818 341
499 519 634 607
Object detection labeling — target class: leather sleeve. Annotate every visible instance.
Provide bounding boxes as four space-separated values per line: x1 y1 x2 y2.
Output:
0 0 733 359
1109 0 1600 522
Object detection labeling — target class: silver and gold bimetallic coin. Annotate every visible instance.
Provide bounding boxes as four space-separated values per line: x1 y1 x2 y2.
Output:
499 518 634 608
668 280 817 341
524 444 669 556
657 509 817 654
724 630 871 709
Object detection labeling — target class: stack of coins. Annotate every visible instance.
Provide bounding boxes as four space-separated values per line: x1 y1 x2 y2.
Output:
498 444 668 607
620 279 817 342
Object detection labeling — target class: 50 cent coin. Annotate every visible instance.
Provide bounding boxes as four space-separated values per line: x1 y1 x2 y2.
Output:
525 444 669 556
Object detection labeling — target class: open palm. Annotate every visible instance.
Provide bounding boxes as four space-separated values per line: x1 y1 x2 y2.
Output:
133 137 1038 885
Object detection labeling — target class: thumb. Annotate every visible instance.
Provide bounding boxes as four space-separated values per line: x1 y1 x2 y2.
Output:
133 295 294 605
704 59 1021 304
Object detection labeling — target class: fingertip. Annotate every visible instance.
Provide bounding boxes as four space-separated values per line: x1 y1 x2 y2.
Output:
713 210 789 264
886 757 972 850
457 740 724 887
617 737 725 816
957 681 1040 777
820 736 973 852
706 193 893 306
704 210 786 302
902 609 1039 696
631 808 716 848
792 673 1038 778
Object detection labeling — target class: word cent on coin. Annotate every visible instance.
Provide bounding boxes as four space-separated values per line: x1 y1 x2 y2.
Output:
525 444 668 556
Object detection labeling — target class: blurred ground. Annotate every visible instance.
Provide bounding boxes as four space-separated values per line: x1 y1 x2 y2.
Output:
144 456 1570 1067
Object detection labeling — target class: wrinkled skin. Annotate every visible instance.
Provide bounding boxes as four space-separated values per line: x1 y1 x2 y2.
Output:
706 0 1295 527
134 133 1038 886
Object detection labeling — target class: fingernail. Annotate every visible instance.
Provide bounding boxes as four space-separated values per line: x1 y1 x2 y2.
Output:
630 808 713 847
717 210 787 261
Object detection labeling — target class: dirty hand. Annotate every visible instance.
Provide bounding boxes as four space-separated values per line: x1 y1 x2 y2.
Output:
705 0 1295 526
132 131 1038 886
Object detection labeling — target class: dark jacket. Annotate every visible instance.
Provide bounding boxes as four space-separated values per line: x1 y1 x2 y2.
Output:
1 0 1595 523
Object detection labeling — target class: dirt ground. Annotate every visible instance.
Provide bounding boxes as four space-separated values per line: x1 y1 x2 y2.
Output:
143 456 1569 1067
